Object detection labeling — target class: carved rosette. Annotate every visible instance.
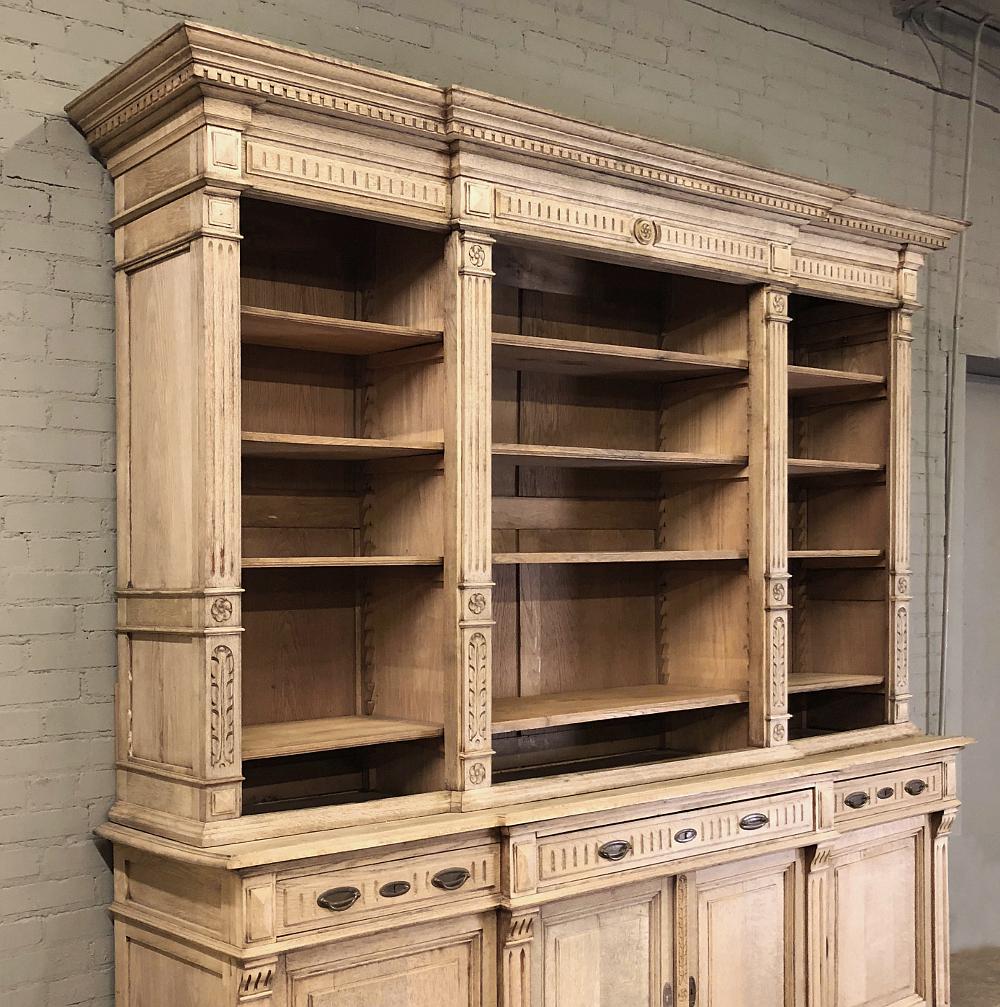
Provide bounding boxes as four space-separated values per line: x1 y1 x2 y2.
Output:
209 645 236 769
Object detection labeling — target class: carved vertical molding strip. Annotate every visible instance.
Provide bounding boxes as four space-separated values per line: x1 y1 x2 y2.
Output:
674 874 691 1007
446 230 496 791
888 309 913 723
807 843 834 1007
209 645 236 769
499 910 538 1007
750 287 791 746
932 809 957 1007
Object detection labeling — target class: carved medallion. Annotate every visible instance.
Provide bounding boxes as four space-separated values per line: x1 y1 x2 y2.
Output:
468 761 487 785
210 597 233 623
468 592 487 615
210 646 236 769
633 217 657 245
772 581 786 604
467 632 489 746
467 243 487 268
772 721 786 743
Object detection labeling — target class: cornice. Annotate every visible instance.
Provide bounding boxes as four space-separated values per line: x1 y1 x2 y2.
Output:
65 20 966 252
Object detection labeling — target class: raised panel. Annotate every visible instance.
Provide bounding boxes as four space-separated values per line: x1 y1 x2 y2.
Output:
830 821 928 1007
691 851 803 1007
541 880 670 1007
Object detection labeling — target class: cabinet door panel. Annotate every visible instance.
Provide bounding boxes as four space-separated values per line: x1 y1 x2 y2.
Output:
541 879 672 1007
689 850 804 1007
829 819 930 1007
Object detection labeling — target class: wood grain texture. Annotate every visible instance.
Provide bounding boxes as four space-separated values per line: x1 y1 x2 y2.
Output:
242 431 443 460
242 716 443 759
493 442 747 469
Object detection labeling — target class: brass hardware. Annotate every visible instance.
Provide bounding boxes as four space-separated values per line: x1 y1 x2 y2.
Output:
597 839 633 862
317 886 361 912
904 779 928 796
689 975 698 1006
877 786 894 800
379 880 411 898
844 791 870 809
431 867 470 891
738 812 769 831
674 828 698 844
662 981 673 1007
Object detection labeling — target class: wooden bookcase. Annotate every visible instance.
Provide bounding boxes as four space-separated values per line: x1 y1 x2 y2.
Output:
68 24 969 1007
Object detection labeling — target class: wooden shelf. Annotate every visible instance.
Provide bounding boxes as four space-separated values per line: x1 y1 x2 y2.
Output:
492 684 748 733
788 457 884 477
242 555 443 569
242 715 443 760
493 550 747 565
788 549 884 561
241 305 441 355
242 432 444 460
493 332 748 381
787 673 885 694
788 364 884 395
493 443 747 470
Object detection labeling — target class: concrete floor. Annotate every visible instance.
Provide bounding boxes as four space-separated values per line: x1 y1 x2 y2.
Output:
953 949 1000 1006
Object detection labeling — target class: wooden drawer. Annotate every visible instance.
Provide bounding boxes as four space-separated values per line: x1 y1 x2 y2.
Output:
834 763 944 824
535 790 814 888
276 844 499 936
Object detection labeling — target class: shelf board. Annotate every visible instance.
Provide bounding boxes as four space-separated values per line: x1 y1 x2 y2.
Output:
788 364 884 395
493 549 747 565
242 715 443 760
242 432 444 460
788 457 884 477
241 305 441 355
493 332 748 381
242 555 443 569
788 549 884 561
787 673 885 694
492 684 748 733
493 443 747 470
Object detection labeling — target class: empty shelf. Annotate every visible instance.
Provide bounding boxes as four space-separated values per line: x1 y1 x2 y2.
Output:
243 715 443 759
493 443 747 469
788 549 884 561
788 458 884 477
242 555 443 569
788 364 884 395
493 332 748 381
492 684 748 733
493 550 747 565
787 673 884 694
241 306 441 355
242 432 444 460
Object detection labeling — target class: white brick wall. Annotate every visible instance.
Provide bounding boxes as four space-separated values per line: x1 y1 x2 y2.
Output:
2 1 998 1002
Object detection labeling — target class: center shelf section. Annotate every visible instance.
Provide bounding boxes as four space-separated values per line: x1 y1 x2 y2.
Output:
493 443 747 469
788 458 884 477
242 715 444 760
242 431 444 460
493 332 748 380
787 364 884 395
787 673 885 694
492 684 749 733
242 555 443 569
493 550 747 565
241 305 442 355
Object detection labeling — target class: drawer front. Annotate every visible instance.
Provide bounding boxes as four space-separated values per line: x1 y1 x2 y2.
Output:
277 844 499 935
536 790 814 887
834 762 943 824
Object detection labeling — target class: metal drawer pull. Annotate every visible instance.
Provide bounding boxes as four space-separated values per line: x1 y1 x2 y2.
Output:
379 881 411 898
431 868 470 891
597 840 633 862
844 791 870 810
904 779 928 796
877 787 894 800
317 886 361 912
739 812 769 831
674 828 698 844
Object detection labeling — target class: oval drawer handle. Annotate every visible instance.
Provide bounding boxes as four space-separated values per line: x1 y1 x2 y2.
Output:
597 840 633 862
674 828 698 844
739 813 769 831
431 868 470 892
877 787 895 800
904 779 928 797
844 791 870 810
317 886 361 912
379 881 411 899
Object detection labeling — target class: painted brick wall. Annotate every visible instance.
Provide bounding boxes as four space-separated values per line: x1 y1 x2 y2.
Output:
1 1 998 1002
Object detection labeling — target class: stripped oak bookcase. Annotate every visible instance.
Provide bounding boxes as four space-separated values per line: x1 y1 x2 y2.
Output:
66 22 968 1007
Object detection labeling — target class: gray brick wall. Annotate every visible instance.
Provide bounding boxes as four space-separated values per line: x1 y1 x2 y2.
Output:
2 1 998 1002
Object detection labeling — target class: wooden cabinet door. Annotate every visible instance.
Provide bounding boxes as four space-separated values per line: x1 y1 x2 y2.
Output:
685 850 805 1007
540 878 673 1007
287 913 496 1007
826 818 931 1007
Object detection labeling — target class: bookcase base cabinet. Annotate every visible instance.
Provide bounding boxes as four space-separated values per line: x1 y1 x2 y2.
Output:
103 742 959 1007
